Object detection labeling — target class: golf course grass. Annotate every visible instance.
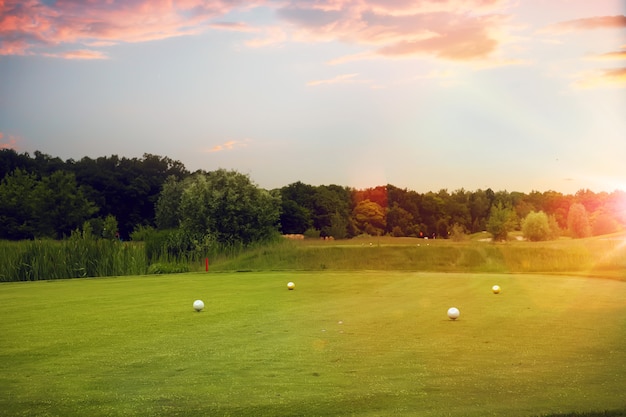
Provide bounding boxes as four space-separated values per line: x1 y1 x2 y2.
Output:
1 271 624 416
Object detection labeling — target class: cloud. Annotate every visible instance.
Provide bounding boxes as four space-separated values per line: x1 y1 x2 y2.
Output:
545 15 626 33
0 0 518 63
590 46 626 61
573 67 626 89
43 49 108 59
0 132 20 150
204 140 249 153
0 0 247 57
209 21 256 32
278 0 517 62
245 26 287 48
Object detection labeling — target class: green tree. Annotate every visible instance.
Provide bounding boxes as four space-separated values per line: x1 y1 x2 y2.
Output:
155 175 185 229
386 203 414 237
567 203 591 238
35 170 97 238
521 211 551 241
312 185 352 237
352 199 386 236
177 169 281 245
486 202 516 241
279 181 316 235
102 214 119 240
328 211 349 239
280 200 312 234
0 168 38 239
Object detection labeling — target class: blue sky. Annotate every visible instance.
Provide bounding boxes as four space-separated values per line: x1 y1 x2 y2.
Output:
1 0 625 193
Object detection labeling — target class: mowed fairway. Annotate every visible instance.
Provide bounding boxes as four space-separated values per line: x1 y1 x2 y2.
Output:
1 272 624 417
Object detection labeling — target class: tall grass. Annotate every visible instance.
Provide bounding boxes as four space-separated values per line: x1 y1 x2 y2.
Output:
2 233 624 281
0 239 147 281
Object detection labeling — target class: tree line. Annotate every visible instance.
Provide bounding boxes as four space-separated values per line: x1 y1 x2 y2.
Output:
1 149 624 243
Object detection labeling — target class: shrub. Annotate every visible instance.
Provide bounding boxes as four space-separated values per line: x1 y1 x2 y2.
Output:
303 228 321 239
522 211 551 241
449 223 468 242
487 203 516 241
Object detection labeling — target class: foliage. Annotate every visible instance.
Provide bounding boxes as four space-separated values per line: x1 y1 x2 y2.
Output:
303 227 321 239
522 211 551 241
328 210 349 239
0 237 147 281
486 202 516 241
155 175 185 229
173 169 281 246
102 214 119 240
312 184 352 237
129 224 156 241
568 203 592 238
449 223 469 241
279 181 316 234
2 149 625 244
591 211 620 236
0 168 96 239
352 199 386 236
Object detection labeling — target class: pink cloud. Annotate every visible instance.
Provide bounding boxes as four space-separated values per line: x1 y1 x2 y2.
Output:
0 132 20 150
44 49 108 59
209 21 256 32
205 140 249 153
546 15 626 33
0 0 254 57
277 0 513 62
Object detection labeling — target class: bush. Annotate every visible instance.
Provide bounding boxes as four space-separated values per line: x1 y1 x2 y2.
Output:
449 223 468 242
522 211 551 241
303 228 321 239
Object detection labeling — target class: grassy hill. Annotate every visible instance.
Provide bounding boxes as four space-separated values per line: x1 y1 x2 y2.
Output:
207 233 626 280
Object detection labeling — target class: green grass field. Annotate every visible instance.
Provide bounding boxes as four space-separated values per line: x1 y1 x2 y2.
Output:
1 271 624 416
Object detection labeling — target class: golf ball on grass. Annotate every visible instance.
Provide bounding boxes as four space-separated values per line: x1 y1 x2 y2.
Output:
193 300 204 312
447 307 460 320
287 282 295 290
492 285 501 294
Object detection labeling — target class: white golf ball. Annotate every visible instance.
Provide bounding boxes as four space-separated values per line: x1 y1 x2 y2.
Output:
492 285 501 294
447 307 460 320
287 282 295 290
193 300 204 312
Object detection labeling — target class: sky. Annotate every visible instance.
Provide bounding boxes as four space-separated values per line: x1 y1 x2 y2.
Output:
1 0 625 194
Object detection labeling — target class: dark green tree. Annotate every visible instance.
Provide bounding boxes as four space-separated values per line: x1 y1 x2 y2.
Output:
35 170 97 238
0 168 38 239
279 181 317 235
312 185 352 237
